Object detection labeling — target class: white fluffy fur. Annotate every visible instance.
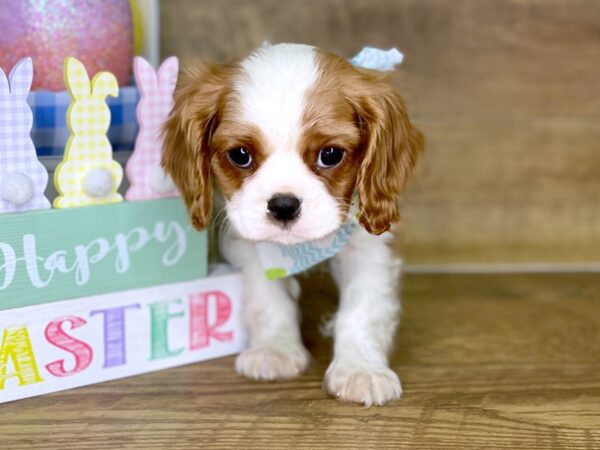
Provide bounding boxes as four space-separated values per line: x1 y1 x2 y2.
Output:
220 44 403 406
325 227 403 406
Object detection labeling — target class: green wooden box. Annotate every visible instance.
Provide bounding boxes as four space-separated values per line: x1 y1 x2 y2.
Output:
0 198 207 311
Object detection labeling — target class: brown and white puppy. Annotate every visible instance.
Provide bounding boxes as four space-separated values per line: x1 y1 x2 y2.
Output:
162 43 423 406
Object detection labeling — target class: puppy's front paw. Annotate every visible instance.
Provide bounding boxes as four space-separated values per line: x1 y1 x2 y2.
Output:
236 343 310 381
324 361 402 406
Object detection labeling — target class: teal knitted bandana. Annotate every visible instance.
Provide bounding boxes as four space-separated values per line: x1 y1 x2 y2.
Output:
257 203 360 280
256 47 403 280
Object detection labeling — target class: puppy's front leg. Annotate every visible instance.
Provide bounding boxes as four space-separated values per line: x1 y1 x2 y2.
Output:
325 228 403 406
220 232 310 380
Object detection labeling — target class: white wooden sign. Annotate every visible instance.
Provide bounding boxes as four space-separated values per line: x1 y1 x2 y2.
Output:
0 271 246 403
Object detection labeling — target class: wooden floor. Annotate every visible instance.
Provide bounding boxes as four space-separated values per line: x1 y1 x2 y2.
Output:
1 272 599 449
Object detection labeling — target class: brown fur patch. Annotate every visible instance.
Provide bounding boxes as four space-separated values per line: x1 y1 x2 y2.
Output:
306 50 425 234
301 53 363 219
210 121 269 198
161 61 239 229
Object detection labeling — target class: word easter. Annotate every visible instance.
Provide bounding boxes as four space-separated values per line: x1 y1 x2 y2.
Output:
0 273 245 403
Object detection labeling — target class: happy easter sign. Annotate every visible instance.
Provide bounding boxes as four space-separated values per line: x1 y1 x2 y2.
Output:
0 273 245 403
0 198 207 310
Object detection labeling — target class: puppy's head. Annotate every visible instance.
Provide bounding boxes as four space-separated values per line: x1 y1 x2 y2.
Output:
162 44 423 244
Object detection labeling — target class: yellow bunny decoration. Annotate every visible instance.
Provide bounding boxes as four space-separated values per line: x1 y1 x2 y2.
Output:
53 57 123 208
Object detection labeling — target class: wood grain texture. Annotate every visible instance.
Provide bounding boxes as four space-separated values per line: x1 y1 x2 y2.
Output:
160 0 600 116
1 273 599 449
160 0 600 264
398 120 600 259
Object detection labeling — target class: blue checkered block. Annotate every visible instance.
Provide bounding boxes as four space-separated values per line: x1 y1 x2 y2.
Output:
27 86 139 156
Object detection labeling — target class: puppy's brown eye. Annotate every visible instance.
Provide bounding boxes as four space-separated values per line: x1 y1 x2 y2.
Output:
227 147 252 168
317 147 344 168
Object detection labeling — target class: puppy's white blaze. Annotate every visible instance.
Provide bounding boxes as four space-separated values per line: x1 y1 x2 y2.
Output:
235 43 319 152
227 151 341 244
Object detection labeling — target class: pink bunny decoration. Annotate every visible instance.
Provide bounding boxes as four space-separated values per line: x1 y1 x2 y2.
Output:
125 56 179 200
0 58 50 213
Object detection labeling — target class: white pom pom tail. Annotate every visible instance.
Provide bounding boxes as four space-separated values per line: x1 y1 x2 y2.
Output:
82 167 114 198
148 165 176 194
1 172 34 205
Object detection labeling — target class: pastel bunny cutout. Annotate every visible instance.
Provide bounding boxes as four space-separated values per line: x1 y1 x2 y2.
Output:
0 58 50 213
125 56 179 200
53 57 123 208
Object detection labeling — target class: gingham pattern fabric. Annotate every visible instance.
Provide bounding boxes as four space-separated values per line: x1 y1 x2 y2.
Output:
125 56 179 200
256 47 404 279
0 58 50 213
256 216 358 280
53 58 123 208
279 219 356 273
28 85 138 156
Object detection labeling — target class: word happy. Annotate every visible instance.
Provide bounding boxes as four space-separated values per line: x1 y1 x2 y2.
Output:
0 221 188 290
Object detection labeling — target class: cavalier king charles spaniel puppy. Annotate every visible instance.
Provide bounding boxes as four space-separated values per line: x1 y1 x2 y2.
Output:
162 43 423 406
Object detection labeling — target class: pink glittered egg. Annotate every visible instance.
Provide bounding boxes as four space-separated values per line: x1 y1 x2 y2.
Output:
0 0 133 91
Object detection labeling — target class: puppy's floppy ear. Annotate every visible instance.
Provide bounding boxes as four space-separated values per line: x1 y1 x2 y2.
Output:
161 62 233 230
350 69 424 235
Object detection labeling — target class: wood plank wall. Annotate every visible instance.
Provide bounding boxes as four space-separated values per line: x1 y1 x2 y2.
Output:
161 0 600 266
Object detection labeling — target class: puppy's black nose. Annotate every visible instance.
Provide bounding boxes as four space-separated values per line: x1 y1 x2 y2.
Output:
267 194 301 223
